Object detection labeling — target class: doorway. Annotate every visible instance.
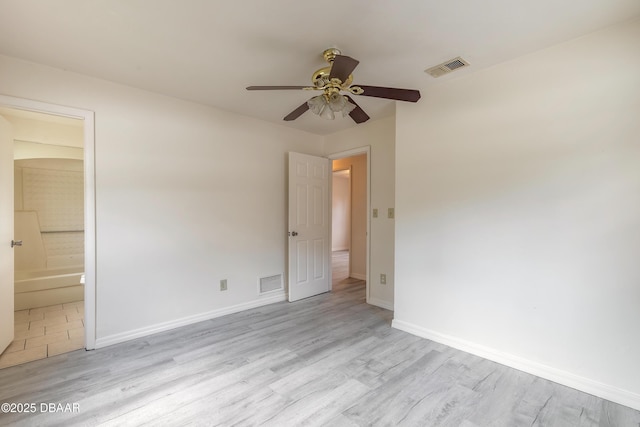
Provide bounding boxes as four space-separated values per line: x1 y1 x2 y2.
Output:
329 148 369 298
332 168 351 286
1 108 84 367
0 96 96 368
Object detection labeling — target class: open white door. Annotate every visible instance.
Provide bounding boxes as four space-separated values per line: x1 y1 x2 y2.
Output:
0 116 14 354
288 152 330 302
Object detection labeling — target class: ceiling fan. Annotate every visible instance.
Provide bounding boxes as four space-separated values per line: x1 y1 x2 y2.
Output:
246 48 421 124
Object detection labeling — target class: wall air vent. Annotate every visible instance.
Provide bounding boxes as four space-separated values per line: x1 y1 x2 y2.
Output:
425 57 470 78
259 274 283 294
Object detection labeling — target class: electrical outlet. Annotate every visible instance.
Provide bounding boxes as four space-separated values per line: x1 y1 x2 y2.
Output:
220 279 228 291
388 208 394 219
380 274 387 285
373 208 378 218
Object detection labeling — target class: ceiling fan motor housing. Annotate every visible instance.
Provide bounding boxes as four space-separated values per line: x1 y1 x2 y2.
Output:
312 67 353 89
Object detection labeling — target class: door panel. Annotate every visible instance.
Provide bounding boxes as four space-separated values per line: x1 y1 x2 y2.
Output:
0 116 14 354
296 240 307 282
288 152 330 302
313 239 324 278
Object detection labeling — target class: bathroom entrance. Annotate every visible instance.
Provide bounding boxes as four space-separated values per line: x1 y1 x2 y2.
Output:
0 101 94 367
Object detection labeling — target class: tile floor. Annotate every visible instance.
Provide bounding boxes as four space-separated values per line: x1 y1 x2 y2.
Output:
0 301 85 369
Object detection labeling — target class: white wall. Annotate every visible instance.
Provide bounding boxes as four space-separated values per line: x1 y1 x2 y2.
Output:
325 116 396 309
393 19 640 409
0 54 323 344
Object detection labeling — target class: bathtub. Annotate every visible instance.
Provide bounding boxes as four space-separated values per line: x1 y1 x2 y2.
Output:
14 266 84 310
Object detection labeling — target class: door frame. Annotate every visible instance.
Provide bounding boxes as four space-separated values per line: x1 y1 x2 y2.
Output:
328 146 371 303
0 94 96 350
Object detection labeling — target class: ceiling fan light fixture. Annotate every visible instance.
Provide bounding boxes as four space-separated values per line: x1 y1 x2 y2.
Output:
308 95 333 120
307 92 354 120
335 95 356 117
308 94 327 113
327 92 350 112
320 106 336 120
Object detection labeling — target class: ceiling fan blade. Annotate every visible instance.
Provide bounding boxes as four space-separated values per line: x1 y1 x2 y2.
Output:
283 102 310 121
246 86 308 90
344 96 370 124
355 85 421 102
329 55 360 83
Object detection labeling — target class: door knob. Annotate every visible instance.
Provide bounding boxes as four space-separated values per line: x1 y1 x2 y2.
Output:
11 240 22 248
290 231 298 237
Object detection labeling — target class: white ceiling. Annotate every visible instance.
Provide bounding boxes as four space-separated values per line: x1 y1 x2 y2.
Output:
1 0 639 135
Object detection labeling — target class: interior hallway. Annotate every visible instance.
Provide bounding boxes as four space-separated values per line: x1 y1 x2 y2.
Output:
332 249 363 291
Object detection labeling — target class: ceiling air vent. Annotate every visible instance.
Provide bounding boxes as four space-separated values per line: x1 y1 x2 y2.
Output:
425 57 470 78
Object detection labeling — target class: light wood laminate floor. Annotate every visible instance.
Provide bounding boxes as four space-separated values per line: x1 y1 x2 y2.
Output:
1 278 639 425
332 250 350 285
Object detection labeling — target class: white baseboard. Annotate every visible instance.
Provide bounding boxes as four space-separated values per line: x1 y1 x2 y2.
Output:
367 297 393 311
350 273 366 281
391 319 640 412
95 292 287 349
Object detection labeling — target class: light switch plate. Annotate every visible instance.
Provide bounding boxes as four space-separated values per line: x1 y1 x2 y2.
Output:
373 208 378 218
388 208 394 219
